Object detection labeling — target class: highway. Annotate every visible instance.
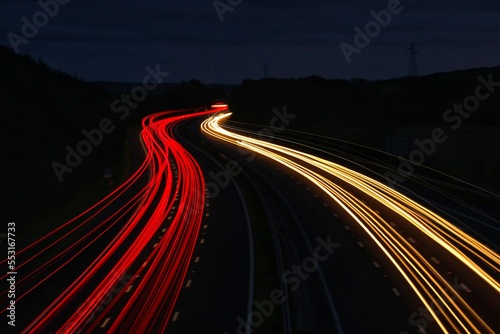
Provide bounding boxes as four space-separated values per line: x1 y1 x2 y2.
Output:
197 110 500 333
2 105 499 333
1 107 222 333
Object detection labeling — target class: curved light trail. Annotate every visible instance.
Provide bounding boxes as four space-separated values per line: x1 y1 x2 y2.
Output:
202 111 500 334
1 107 223 333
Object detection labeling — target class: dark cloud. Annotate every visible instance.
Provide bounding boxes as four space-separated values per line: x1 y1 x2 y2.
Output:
1 0 499 83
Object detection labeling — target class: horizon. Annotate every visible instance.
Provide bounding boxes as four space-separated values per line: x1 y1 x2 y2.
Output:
5 45 499 87
1 1 500 84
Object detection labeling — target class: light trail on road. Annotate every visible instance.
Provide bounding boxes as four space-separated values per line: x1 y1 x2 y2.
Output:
202 111 500 333
1 107 221 333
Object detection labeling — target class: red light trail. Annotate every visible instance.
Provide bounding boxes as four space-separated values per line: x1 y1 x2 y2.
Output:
1 107 223 333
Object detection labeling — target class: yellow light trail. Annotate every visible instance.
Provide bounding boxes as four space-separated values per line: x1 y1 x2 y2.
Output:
201 112 500 333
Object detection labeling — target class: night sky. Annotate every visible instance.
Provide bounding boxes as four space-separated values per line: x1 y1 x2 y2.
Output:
1 0 500 84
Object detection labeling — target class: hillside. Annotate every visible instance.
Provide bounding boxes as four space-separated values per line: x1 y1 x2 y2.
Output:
3 44 499 233
228 68 500 131
0 47 127 229
227 69 500 192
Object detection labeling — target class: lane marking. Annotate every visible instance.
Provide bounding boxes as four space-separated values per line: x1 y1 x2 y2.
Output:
344 225 350 230
200 239 205 244
392 288 401 296
125 285 133 293
162 228 167 233
323 203 328 207
357 241 364 248
153 243 158 248
389 221 396 227
430 257 440 264
408 237 416 244
373 261 380 268
185 280 192 288
141 261 148 268
172 311 180 322
101 318 111 328
205 213 210 217
333 213 339 218
203 224 208 229
195 256 200 263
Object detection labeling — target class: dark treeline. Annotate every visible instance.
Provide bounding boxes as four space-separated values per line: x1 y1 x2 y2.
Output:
158 79 228 109
226 70 500 192
227 69 500 138
1 46 126 224
3 43 500 225
1 46 231 228
92 79 232 119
